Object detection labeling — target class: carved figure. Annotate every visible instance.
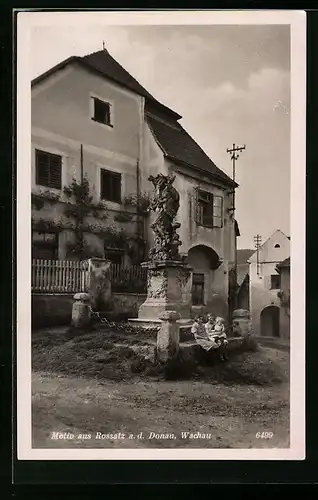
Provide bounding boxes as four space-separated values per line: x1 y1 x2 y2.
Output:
148 174 182 261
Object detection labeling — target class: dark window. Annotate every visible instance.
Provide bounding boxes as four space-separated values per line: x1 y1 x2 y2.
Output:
270 274 281 290
32 231 59 260
100 169 121 203
195 189 223 228
192 273 205 305
92 97 112 126
274 243 280 248
35 149 62 189
104 247 123 265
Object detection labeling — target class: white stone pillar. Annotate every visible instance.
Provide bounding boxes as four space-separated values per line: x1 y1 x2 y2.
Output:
156 310 180 363
71 292 91 328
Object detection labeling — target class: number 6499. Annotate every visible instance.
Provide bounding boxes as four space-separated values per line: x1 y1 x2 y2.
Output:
256 432 273 439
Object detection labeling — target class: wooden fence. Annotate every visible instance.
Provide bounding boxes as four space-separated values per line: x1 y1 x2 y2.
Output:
110 263 147 293
32 259 89 294
32 259 147 294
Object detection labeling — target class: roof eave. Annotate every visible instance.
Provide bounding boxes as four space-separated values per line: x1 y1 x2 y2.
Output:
31 56 78 87
168 155 238 188
31 54 181 121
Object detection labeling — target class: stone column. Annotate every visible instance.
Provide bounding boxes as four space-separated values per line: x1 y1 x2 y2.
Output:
71 292 91 328
157 310 180 363
87 258 112 311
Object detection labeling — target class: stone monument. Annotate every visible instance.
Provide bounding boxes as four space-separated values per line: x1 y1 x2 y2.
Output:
130 173 193 329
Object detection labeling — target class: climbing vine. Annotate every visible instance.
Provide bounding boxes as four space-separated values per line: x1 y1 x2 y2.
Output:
123 192 152 215
62 177 108 258
31 191 61 211
32 177 148 262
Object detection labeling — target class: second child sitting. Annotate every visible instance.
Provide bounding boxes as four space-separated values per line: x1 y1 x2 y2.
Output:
206 316 229 361
214 316 228 360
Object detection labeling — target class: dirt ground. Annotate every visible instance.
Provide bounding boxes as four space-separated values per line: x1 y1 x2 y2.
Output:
32 327 290 449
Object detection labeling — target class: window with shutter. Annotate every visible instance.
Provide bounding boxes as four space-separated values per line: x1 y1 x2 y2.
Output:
195 189 223 228
35 149 62 189
100 168 121 203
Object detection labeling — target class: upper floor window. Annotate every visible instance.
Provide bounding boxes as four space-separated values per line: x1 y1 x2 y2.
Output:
100 168 121 203
35 149 62 190
91 97 113 127
270 274 281 290
195 189 223 228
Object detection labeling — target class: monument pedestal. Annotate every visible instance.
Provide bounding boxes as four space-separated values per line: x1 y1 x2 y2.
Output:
129 260 193 329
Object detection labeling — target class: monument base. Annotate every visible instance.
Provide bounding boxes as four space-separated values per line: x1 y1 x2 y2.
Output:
128 317 194 342
137 259 193 320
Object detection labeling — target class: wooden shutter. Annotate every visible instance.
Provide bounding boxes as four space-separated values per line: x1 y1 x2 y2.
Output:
36 150 49 186
35 150 61 189
49 153 62 189
212 195 223 228
112 172 121 203
194 187 200 224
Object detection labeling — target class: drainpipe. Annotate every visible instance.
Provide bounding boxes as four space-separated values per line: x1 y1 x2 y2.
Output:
137 96 145 261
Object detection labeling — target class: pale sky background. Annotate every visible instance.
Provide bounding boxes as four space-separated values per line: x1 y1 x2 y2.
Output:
30 23 290 249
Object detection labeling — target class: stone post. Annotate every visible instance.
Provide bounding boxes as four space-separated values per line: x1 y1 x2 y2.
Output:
157 310 180 363
87 258 112 311
71 292 91 329
232 309 252 338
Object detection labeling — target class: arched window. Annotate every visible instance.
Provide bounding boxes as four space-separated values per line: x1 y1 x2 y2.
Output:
274 244 280 248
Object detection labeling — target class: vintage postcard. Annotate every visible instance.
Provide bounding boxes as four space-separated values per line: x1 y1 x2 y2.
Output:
16 10 306 460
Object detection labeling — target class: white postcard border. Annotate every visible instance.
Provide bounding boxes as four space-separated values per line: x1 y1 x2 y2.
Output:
16 9 306 461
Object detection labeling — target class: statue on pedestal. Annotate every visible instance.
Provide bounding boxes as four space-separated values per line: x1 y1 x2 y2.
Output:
148 173 182 261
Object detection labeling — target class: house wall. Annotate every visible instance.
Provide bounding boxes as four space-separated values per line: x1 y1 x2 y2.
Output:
32 293 74 328
279 266 290 340
139 128 236 319
32 66 236 320
249 261 281 336
173 165 235 318
32 292 147 328
32 63 145 260
249 231 290 336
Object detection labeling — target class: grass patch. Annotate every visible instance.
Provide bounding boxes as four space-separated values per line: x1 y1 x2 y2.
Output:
32 327 289 386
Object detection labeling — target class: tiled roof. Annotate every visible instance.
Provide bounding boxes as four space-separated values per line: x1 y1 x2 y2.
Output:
237 249 254 265
277 257 290 269
237 266 249 287
146 114 235 186
32 49 234 186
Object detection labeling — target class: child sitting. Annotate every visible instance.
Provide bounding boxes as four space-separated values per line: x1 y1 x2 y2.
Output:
213 316 228 360
205 314 216 340
191 315 219 353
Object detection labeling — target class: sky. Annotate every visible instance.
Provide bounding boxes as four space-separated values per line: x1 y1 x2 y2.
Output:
30 22 290 249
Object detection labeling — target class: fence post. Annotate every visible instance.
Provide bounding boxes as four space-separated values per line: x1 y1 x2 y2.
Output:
87 258 112 310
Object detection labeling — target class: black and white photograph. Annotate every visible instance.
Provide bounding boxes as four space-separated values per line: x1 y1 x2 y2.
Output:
16 10 306 460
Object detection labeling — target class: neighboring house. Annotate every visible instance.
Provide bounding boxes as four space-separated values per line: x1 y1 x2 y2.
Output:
236 248 254 311
276 257 290 340
248 229 290 337
31 48 237 318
